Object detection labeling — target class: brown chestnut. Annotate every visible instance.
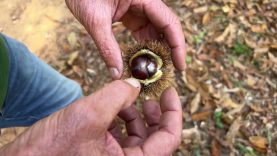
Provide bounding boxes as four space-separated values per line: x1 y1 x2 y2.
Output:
130 55 157 80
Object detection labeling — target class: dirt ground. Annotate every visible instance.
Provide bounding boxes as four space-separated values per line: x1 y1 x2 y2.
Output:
1 0 277 156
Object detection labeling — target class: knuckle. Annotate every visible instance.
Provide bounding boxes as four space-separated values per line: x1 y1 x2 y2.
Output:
99 48 114 63
99 48 113 57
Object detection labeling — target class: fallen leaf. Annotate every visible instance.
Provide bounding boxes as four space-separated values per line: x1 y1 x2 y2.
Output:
215 23 236 43
222 5 231 13
249 136 268 150
251 24 267 33
67 51 79 66
182 126 201 143
271 43 277 49
219 95 240 108
268 53 277 64
202 12 211 25
226 117 242 145
245 37 259 49
233 60 247 71
193 6 208 14
190 93 201 113
211 139 221 156
67 32 78 48
192 110 212 121
246 75 256 87
254 47 269 58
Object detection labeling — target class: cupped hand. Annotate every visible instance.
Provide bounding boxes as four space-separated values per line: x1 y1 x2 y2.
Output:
0 78 182 156
65 0 186 79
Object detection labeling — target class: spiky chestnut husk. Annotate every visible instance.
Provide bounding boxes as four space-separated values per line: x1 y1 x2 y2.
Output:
123 41 174 98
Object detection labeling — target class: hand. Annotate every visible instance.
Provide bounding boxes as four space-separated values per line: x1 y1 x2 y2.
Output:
0 79 182 156
65 0 186 79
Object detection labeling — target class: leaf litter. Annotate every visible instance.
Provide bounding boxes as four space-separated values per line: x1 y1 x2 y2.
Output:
0 0 276 155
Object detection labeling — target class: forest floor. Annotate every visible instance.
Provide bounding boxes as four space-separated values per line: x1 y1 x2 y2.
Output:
0 0 276 156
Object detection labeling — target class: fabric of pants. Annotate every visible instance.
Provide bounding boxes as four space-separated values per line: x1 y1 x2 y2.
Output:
0 34 83 128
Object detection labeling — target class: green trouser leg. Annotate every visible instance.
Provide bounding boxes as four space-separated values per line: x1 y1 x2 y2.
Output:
0 35 9 109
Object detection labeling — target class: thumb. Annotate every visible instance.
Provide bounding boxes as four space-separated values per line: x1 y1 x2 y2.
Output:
89 20 123 79
80 78 141 131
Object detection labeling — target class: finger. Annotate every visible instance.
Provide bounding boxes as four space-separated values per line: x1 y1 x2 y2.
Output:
140 87 182 155
140 0 186 70
142 100 161 136
90 18 123 79
108 121 122 144
78 78 141 133
119 105 147 147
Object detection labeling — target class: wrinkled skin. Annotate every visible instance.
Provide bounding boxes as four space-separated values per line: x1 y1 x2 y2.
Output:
0 0 185 155
65 0 186 79
0 79 182 156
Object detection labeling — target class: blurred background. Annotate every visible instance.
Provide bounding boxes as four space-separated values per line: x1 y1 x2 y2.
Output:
0 0 276 155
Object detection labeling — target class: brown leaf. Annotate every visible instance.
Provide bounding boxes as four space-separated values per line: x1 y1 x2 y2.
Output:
215 23 236 43
193 6 208 14
219 95 240 108
211 139 221 156
246 75 257 87
190 93 201 113
271 43 277 49
202 12 211 25
226 117 242 146
233 60 247 71
191 110 212 121
268 53 277 64
249 136 268 150
251 24 267 33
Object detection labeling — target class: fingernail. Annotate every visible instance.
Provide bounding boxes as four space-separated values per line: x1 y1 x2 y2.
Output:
124 78 141 89
109 67 120 79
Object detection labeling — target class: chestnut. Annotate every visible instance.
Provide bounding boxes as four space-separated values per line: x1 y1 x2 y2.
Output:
130 55 157 80
123 41 173 97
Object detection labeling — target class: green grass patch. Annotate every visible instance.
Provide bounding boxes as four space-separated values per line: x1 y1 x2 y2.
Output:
214 111 224 129
252 60 260 69
235 142 258 156
193 32 206 44
232 41 252 56
186 55 192 64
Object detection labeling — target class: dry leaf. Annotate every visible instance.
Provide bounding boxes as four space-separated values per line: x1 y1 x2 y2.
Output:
191 110 212 121
254 47 269 58
202 12 211 25
219 95 240 108
251 24 267 33
226 117 242 145
182 71 198 92
271 43 277 49
233 60 246 71
67 51 79 65
268 53 277 64
248 104 264 112
249 136 268 150
182 126 201 143
215 24 236 43
211 139 221 156
245 37 259 49
222 5 231 13
193 6 208 14
190 93 201 113
246 75 256 87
